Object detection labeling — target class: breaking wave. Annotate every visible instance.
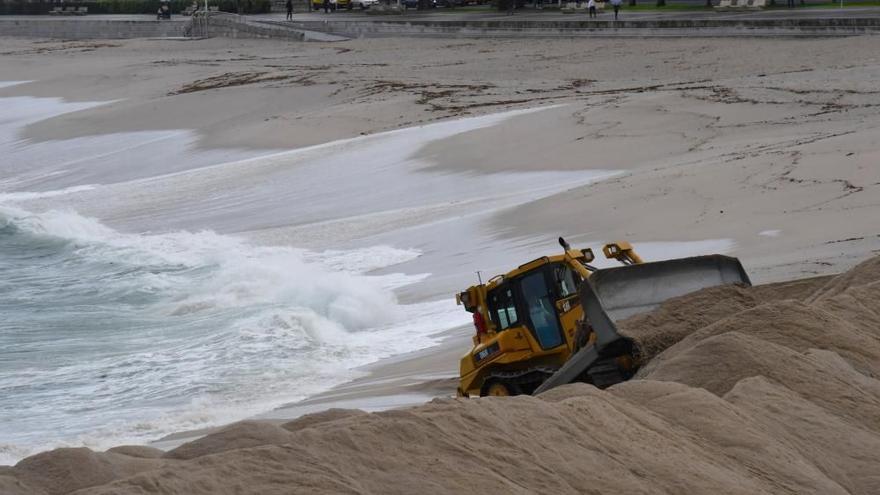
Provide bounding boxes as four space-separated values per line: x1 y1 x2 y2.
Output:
0 206 465 464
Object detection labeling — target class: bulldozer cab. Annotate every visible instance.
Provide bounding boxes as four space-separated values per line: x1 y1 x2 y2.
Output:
486 263 577 351
456 246 599 397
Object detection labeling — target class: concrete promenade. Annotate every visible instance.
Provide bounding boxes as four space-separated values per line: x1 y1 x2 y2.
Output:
270 5 880 22
2 7 880 39
266 7 880 37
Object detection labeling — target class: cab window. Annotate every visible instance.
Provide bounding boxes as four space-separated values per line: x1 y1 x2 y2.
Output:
520 270 564 349
554 264 580 299
487 285 518 330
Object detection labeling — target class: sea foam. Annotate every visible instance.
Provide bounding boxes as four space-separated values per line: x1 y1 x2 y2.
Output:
0 205 463 465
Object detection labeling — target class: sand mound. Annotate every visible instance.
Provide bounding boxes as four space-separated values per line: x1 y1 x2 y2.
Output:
1 472 34 495
281 408 368 433
106 446 165 459
9 448 160 495
805 255 880 303
8 255 880 494
615 273 840 364
163 421 298 461
642 300 880 379
723 376 880 494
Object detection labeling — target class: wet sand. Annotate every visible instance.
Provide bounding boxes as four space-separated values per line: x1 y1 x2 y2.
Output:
2 36 876 284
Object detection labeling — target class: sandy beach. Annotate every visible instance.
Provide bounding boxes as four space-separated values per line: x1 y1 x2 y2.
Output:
3 35 876 278
1 33 880 493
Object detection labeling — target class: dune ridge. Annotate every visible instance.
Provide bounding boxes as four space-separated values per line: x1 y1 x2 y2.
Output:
4 255 880 494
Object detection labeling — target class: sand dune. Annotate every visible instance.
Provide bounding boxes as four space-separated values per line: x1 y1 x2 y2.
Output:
3 255 878 494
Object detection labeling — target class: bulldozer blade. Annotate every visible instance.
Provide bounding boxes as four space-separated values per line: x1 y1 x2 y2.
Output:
534 255 750 395
584 254 751 348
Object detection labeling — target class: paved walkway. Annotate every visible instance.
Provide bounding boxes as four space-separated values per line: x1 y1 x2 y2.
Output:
247 6 880 37
259 5 880 22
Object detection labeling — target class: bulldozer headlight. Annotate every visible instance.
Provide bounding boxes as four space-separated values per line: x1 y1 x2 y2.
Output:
581 248 595 263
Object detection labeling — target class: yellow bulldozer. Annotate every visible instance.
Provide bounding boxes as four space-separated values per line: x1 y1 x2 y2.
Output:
456 238 750 397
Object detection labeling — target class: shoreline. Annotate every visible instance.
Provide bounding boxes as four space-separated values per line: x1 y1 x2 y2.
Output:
151 323 470 452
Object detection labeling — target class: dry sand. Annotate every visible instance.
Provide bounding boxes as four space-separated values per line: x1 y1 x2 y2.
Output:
3 34 880 492
3 255 879 494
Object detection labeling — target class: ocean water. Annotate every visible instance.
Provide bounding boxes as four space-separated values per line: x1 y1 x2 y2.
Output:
0 87 620 465
0 206 459 464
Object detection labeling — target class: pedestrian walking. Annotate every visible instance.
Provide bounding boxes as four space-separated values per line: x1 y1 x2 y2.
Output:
323 0 330 12
587 0 596 18
611 0 620 19
507 0 514 15
286 0 293 20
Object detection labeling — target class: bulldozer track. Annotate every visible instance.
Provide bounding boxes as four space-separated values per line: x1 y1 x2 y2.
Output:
485 367 558 395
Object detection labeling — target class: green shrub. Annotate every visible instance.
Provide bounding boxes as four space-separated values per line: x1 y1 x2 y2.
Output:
0 0 272 14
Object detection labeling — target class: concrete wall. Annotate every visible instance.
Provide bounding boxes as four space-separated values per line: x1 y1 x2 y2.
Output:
202 13 305 39
3 14 879 41
290 17 880 37
0 18 189 39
